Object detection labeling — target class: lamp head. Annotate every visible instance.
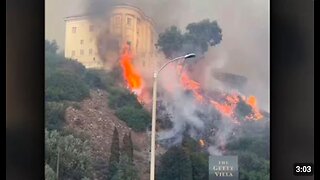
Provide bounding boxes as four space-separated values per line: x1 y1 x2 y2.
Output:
184 53 196 59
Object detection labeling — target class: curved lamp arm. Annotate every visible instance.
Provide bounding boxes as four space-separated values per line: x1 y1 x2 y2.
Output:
156 53 196 75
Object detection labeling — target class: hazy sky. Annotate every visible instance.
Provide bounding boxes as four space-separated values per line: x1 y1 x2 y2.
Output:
45 0 87 51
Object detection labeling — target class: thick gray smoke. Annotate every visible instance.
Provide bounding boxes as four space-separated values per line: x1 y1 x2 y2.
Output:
156 0 269 154
86 0 269 155
86 0 187 32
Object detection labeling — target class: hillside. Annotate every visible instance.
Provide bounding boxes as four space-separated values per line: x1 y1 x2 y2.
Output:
65 89 151 180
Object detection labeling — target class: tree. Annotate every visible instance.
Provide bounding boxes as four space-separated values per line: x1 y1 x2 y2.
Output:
45 164 56 180
109 127 120 179
45 129 93 179
111 155 139 180
157 19 222 59
157 146 193 180
45 71 90 102
156 26 184 59
45 40 58 54
237 151 270 180
122 132 134 162
185 19 222 53
190 153 209 180
45 102 67 131
115 106 151 132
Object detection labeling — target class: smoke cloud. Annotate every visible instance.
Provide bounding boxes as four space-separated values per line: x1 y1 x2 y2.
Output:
85 0 269 154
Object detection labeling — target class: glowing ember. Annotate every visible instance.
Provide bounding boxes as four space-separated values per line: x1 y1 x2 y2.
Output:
120 43 143 93
244 96 264 120
178 65 205 102
199 139 205 147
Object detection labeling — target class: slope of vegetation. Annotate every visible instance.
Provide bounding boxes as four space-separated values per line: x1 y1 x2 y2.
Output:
45 40 151 179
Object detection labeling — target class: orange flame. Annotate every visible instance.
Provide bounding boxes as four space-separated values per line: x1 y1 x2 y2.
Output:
120 44 143 92
178 65 204 102
244 96 263 120
176 65 263 122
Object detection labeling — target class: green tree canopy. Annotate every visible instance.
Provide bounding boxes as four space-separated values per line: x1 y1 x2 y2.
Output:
111 155 139 180
45 129 93 180
157 19 222 59
157 146 193 180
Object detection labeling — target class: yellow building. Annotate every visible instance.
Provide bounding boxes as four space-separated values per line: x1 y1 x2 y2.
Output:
64 5 158 70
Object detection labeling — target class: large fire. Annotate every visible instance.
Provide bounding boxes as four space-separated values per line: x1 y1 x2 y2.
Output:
119 43 151 104
118 46 263 122
177 64 263 123
120 43 144 94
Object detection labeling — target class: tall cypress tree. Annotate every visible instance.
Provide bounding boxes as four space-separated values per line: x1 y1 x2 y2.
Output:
122 132 134 162
157 146 193 180
108 127 120 179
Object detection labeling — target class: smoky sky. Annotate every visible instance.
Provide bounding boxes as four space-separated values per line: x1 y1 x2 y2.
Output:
46 0 269 110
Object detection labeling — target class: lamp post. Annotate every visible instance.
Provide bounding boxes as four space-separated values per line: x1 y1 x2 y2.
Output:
149 53 196 180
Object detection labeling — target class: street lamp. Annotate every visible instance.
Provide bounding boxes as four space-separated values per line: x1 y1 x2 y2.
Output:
149 53 196 180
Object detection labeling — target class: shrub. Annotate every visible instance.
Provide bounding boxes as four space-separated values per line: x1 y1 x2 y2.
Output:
45 72 90 102
45 102 67 131
45 129 93 179
108 88 141 109
85 69 104 89
115 106 150 132
45 164 56 180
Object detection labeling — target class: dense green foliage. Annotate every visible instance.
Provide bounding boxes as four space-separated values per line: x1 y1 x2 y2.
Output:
157 19 222 58
158 135 209 180
45 164 56 180
122 132 134 162
46 71 90 101
45 129 93 180
157 146 193 180
115 106 151 132
108 88 142 109
226 123 270 180
45 102 67 131
190 152 209 180
109 127 120 179
111 155 139 180
107 87 151 132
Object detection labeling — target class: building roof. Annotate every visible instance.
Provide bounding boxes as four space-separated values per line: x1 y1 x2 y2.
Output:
64 4 156 27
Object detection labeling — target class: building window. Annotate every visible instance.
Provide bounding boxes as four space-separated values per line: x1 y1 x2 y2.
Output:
114 16 121 27
89 25 94 32
89 49 93 55
71 50 75 56
72 27 77 33
127 17 132 26
80 49 84 55
80 40 84 45
93 57 95 61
